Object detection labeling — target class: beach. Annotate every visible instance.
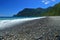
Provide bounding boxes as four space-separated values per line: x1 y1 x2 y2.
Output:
0 16 60 40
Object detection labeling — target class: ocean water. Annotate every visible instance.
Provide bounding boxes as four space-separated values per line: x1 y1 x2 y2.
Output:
0 17 45 29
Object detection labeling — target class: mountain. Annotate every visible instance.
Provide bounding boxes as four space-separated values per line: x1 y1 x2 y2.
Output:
13 3 60 17
42 3 60 16
13 8 45 17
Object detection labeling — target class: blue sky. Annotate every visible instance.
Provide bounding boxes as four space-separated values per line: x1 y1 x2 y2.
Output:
0 0 60 16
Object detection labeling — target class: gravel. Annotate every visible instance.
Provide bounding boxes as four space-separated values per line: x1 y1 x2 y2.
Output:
0 16 60 40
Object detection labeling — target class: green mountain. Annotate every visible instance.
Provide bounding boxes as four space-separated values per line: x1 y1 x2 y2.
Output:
13 8 45 17
42 3 60 16
13 3 60 17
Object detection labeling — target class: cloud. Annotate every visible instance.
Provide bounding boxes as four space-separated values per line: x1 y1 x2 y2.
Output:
42 0 56 4
42 0 45 3
44 1 50 4
42 0 50 4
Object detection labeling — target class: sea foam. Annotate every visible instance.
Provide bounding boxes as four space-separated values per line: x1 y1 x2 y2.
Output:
0 17 45 29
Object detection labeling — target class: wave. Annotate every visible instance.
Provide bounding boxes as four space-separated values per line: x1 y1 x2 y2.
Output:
0 17 45 29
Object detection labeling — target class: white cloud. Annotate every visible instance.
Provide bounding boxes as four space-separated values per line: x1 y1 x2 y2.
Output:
42 0 56 4
42 0 50 4
42 0 45 3
44 1 50 4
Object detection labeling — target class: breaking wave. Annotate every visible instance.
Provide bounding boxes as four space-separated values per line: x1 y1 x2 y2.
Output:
0 17 45 29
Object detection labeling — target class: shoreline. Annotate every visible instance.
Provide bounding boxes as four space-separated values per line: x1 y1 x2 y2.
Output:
0 17 45 30
0 16 60 40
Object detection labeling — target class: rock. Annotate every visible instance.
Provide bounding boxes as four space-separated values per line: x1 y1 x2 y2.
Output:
0 36 4 40
56 35 60 40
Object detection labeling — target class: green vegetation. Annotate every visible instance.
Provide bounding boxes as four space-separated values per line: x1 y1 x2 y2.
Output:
13 3 60 17
42 3 60 16
13 8 45 17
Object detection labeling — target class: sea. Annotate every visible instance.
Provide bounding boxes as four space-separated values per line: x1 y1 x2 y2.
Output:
0 17 45 29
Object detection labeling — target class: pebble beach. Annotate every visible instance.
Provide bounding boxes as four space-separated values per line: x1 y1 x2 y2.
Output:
0 16 60 40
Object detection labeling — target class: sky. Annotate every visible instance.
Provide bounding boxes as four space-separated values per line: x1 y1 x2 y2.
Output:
0 0 60 16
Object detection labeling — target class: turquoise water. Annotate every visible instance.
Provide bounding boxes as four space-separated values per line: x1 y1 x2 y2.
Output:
0 17 43 20
0 17 28 20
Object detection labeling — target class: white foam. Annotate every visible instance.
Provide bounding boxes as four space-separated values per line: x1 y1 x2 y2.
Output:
0 17 45 29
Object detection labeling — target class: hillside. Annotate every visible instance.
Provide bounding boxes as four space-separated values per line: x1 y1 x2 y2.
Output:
13 8 45 17
42 3 60 16
13 3 60 17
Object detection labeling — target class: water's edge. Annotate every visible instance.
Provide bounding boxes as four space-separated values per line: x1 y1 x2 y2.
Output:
0 17 45 29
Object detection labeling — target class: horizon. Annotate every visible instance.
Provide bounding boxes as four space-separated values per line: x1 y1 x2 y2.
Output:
0 0 60 17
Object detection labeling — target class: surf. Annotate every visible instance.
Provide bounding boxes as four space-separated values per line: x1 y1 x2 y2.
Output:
0 17 45 29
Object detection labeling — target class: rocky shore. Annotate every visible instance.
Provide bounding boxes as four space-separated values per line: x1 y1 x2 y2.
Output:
0 16 60 40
